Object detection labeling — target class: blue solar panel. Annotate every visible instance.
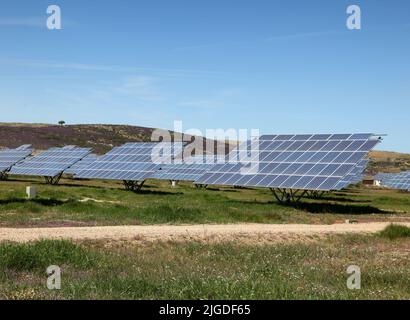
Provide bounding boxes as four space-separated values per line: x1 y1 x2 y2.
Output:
374 172 392 181
9 146 91 178
151 155 226 181
75 142 183 181
64 154 99 175
0 146 33 173
333 159 368 189
195 133 381 191
378 171 410 191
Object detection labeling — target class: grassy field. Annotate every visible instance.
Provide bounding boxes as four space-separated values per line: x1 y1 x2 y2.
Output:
1 228 410 300
1 177 410 300
0 176 409 227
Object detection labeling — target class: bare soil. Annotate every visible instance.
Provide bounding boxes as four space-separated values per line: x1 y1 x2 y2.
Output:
1 222 409 243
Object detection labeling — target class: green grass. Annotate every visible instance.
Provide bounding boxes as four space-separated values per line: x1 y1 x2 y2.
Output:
0 177 409 227
1 236 410 299
379 224 410 240
0 240 99 271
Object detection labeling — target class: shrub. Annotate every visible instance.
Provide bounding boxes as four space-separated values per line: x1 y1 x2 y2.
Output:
379 224 410 240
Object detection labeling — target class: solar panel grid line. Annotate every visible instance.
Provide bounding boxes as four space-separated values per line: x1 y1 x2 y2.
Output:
258 133 373 142
333 159 369 189
75 142 183 182
9 146 91 178
379 171 410 191
240 140 370 154
151 155 225 182
344 164 367 182
374 173 392 181
195 133 381 191
64 154 99 175
0 147 33 173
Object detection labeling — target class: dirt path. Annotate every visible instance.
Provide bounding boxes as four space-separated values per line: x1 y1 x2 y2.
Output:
1 222 409 243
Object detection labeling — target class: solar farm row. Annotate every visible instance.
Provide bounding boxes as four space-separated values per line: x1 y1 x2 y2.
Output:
151 155 226 182
376 171 410 191
9 146 92 178
0 134 388 198
195 134 380 191
75 142 184 181
64 154 99 175
0 145 33 175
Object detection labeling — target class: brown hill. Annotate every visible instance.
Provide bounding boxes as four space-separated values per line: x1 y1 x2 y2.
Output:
0 123 231 155
368 150 410 173
0 123 157 154
1 123 409 172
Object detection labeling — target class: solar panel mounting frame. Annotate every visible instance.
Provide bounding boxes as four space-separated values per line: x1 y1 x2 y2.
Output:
8 146 92 185
74 142 184 191
194 133 382 202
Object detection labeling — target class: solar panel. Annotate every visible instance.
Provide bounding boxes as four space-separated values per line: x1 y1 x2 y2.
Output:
379 171 410 191
15 144 32 150
9 146 91 183
195 134 381 192
0 145 33 175
333 159 368 189
151 155 226 182
75 142 183 189
64 154 99 175
374 172 392 181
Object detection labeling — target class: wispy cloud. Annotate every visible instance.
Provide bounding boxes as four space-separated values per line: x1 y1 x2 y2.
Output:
0 17 45 28
44 74 165 111
174 41 245 52
265 23 410 42
0 58 223 78
178 100 220 108
0 17 77 28
176 24 410 50
265 29 347 42
178 98 234 109
112 76 163 101
178 87 242 109
174 28 352 52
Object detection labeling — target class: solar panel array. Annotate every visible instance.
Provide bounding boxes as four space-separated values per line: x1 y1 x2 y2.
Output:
195 134 381 191
151 155 226 182
9 146 91 177
374 172 392 181
75 142 183 181
333 159 368 189
378 171 410 191
0 145 33 173
348 159 369 184
64 154 99 175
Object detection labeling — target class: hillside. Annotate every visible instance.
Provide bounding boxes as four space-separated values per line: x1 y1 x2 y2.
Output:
0 123 233 155
369 150 410 173
0 123 156 154
0 123 409 172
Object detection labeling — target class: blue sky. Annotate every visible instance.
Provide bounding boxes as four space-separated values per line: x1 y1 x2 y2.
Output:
0 0 409 152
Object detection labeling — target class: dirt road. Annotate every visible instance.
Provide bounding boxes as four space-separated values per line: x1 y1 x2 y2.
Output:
1 222 409 243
